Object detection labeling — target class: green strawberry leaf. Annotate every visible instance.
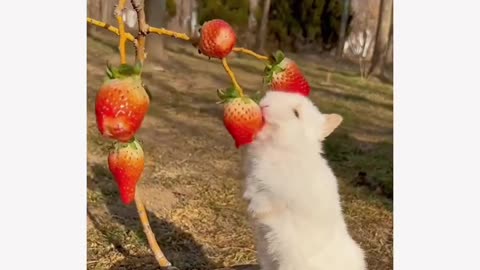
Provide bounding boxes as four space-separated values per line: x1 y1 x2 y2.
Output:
268 52 277 64
216 88 227 103
263 56 286 87
116 64 136 76
272 65 285 74
226 87 240 98
129 138 138 150
273 50 286 64
263 74 272 86
105 63 143 79
106 62 114 79
264 65 284 85
263 64 273 73
133 61 143 75
217 86 240 103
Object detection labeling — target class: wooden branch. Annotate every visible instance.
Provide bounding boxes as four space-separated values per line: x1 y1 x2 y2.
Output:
114 0 128 64
131 0 147 64
222 58 244 96
85 18 191 46
86 18 270 66
148 26 191 41
87 17 135 42
128 2 174 268
135 193 174 268
232 47 269 61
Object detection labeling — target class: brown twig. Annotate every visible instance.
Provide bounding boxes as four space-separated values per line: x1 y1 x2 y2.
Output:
129 1 174 268
114 0 128 64
87 17 190 45
86 18 270 66
87 17 135 41
131 0 148 64
148 26 191 41
233 47 269 61
135 193 173 268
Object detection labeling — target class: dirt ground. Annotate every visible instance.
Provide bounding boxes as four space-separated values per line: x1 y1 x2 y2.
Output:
87 33 393 270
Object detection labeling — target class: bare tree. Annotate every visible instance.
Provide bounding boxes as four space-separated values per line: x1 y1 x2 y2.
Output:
102 0 115 24
190 0 199 37
145 0 167 65
248 0 259 48
368 0 393 77
345 28 374 79
87 0 100 34
385 14 393 66
336 0 352 57
166 0 193 34
257 0 271 53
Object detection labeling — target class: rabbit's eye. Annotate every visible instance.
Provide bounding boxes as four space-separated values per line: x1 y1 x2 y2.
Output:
293 109 299 118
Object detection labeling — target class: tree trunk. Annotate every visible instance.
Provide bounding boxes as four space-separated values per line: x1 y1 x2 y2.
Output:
88 0 114 38
385 12 394 66
368 0 393 77
190 1 198 37
256 0 271 54
145 0 167 63
248 0 259 48
87 0 99 34
336 0 352 58
102 0 115 24
166 0 193 34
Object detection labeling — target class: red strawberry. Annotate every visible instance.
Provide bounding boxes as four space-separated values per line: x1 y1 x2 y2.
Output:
218 88 264 148
108 138 145 205
264 51 311 96
198 19 237 59
96 63 150 142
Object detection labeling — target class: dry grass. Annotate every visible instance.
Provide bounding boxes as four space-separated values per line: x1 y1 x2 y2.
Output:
87 32 393 270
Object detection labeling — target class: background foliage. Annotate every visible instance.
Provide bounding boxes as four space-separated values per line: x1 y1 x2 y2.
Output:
197 0 353 51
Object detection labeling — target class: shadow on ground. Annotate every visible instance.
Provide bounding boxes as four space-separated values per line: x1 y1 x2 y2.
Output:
88 163 215 270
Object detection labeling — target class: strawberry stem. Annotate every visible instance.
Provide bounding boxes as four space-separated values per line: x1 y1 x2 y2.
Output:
221 58 244 97
135 193 174 268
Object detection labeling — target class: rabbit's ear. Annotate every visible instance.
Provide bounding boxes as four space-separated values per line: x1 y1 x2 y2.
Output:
320 114 343 139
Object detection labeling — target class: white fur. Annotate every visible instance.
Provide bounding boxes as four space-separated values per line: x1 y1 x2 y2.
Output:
242 91 367 270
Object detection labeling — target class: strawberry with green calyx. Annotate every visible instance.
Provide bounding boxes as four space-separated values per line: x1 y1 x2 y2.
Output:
264 50 311 96
217 87 264 148
216 86 241 102
198 19 237 59
108 138 145 205
95 62 150 142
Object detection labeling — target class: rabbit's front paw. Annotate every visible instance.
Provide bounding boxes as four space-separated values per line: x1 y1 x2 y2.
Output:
248 195 273 217
248 193 287 221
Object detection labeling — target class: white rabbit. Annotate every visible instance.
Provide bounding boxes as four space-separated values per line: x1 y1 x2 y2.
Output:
242 91 367 270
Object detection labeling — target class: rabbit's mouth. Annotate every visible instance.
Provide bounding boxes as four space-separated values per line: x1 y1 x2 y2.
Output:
260 105 269 113
260 105 270 123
